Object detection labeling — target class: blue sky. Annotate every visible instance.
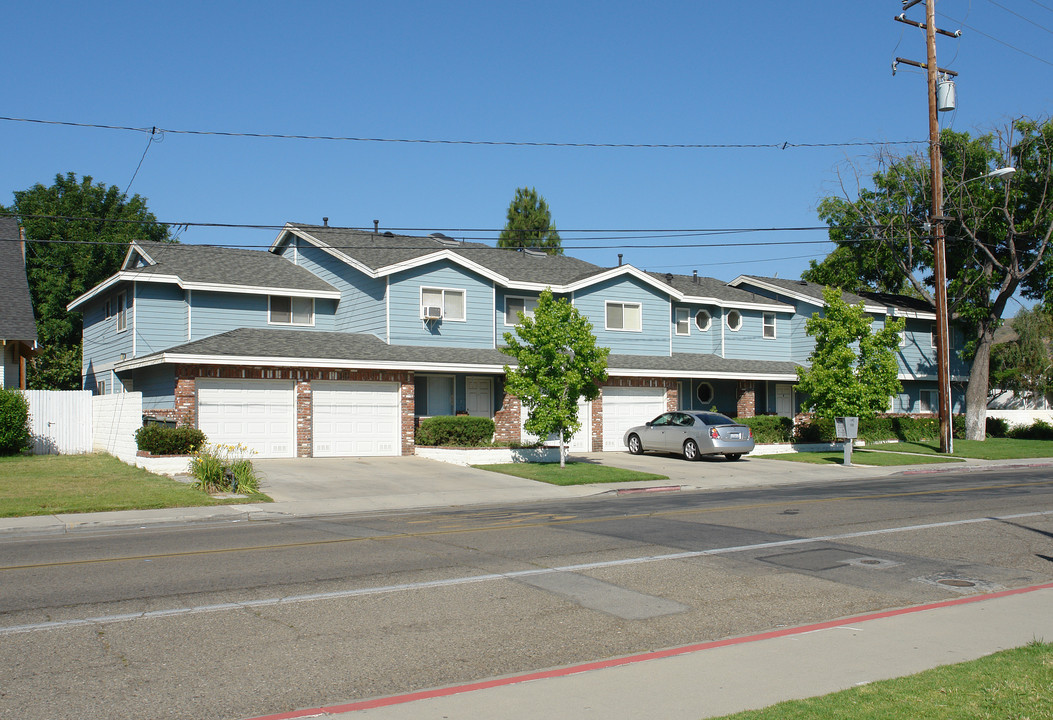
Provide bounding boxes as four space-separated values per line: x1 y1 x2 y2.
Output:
3 1 1051 287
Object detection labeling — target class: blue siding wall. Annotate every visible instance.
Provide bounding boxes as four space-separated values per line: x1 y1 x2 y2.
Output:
132 365 176 410
135 282 186 355
388 261 494 348
573 276 669 355
281 240 386 337
722 308 792 361
81 289 134 386
190 290 336 341
670 304 721 355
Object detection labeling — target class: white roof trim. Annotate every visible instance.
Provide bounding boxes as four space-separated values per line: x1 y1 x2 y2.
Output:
116 352 511 374
123 240 158 269
273 225 380 279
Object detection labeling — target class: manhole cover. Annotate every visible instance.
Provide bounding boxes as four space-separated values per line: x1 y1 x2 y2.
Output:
938 578 976 588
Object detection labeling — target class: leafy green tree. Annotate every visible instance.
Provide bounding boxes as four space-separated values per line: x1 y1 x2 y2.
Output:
497 187 562 255
0 388 31 456
2 172 171 389
795 286 904 420
989 306 1053 408
804 119 1053 439
502 289 609 466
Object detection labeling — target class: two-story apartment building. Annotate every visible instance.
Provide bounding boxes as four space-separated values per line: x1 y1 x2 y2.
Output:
67 224 966 457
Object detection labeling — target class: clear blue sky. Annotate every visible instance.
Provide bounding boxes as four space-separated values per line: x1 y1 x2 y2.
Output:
3 1 1051 286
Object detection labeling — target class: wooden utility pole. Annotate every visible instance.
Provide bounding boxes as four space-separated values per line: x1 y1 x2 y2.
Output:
894 0 959 453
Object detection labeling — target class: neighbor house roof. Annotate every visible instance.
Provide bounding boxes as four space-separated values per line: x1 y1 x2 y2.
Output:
731 275 936 319
68 239 341 311
0 216 38 344
116 328 801 380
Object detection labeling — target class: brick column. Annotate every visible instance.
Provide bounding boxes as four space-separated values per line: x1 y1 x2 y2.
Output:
736 380 756 418
400 373 415 455
295 379 312 457
174 373 197 428
493 392 522 445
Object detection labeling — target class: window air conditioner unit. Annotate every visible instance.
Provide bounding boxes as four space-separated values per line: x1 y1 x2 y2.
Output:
422 305 443 320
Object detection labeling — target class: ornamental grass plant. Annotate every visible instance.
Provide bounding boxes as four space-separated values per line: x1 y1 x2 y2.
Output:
189 443 259 494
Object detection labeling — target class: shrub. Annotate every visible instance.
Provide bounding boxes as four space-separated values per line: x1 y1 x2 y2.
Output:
986 416 1010 438
792 414 956 444
1008 419 1053 440
416 415 496 446
0 388 31 456
735 415 793 443
135 423 207 455
189 443 259 493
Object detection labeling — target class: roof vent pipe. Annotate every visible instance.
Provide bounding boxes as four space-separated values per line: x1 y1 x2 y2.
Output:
373 220 379 234
665 273 673 283
323 217 328 227
618 253 623 266
693 270 698 284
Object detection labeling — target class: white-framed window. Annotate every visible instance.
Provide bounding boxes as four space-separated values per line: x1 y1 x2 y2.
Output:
695 382 714 405
930 323 937 349
421 287 466 321
116 291 129 333
105 299 112 319
505 296 539 325
726 309 742 331
675 308 690 335
269 296 315 326
695 309 711 332
920 389 938 413
606 301 642 331
763 312 776 339
96 380 107 396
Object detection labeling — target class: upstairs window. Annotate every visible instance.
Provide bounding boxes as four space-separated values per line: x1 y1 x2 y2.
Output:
421 288 465 321
606 301 642 331
269 296 314 326
726 310 742 331
695 309 711 332
116 291 130 333
675 308 690 335
505 297 539 325
763 313 776 338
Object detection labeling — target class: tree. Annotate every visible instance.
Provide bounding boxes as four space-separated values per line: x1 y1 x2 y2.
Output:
497 187 562 255
804 118 1053 439
502 289 609 466
2 172 171 389
795 286 905 420
989 306 1053 408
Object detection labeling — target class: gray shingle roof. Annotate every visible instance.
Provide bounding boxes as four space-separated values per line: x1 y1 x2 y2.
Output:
130 328 800 379
0 217 38 343
130 240 338 293
646 271 793 308
737 276 933 314
286 225 604 286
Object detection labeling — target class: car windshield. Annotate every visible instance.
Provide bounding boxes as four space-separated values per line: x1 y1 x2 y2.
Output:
694 412 734 426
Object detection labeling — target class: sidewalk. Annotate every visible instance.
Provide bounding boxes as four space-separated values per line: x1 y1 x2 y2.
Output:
253 583 1053 720
2 454 1048 536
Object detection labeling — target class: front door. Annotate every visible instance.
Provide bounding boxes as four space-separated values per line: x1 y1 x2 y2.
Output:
776 384 794 418
466 376 493 418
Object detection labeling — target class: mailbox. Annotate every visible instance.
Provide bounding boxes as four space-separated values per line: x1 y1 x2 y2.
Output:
834 416 858 440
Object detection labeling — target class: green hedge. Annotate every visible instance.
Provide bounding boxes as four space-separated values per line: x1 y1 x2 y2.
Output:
1007 419 1053 440
416 415 496 446
734 415 794 444
793 414 966 444
0 389 31 456
135 423 207 455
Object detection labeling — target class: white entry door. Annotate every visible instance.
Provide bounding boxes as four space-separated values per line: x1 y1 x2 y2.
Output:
601 386 667 450
196 379 296 458
465 376 493 418
775 384 794 418
312 381 400 457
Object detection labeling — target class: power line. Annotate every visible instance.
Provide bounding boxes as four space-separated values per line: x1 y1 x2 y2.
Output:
938 10 1053 66
0 115 925 151
985 0 1053 36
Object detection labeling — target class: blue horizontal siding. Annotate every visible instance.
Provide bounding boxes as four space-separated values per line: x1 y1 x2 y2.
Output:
134 282 186 355
388 261 494 348
573 277 669 355
190 290 336 341
281 241 386 337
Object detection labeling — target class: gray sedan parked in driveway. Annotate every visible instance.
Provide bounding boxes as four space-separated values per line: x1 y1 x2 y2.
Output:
623 411 755 461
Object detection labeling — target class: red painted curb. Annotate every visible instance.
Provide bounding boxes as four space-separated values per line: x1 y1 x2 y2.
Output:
245 581 1053 720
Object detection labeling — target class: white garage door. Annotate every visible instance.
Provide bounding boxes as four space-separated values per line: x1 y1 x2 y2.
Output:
197 379 296 458
601 386 667 450
312 381 400 457
520 399 591 452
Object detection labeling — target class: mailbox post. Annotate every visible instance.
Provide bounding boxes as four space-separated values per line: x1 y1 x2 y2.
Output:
834 416 859 467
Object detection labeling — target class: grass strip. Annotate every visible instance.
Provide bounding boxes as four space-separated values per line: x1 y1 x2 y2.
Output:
0 453 270 517
473 462 668 486
716 641 1053 719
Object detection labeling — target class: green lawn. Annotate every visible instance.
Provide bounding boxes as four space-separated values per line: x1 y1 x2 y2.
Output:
0 453 270 518
751 450 963 466
861 438 1053 460
472 462 668 486
715 641 1053 720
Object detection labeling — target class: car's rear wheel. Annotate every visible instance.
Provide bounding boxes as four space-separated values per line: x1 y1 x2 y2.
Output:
683 439 700 461
627 434 643 455
724 453 742 461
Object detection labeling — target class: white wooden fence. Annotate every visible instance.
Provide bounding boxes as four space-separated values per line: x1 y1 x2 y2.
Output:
24 390 143 462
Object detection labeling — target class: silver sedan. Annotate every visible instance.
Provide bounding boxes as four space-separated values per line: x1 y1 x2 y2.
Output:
623 411 755 461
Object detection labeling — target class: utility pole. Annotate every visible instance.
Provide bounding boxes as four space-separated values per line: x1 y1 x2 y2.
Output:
893 0 960 454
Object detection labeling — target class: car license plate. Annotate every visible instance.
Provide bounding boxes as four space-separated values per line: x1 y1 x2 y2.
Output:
729 432 741 439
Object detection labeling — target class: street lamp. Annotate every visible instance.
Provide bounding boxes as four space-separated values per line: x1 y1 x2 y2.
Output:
932 165 1016 455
